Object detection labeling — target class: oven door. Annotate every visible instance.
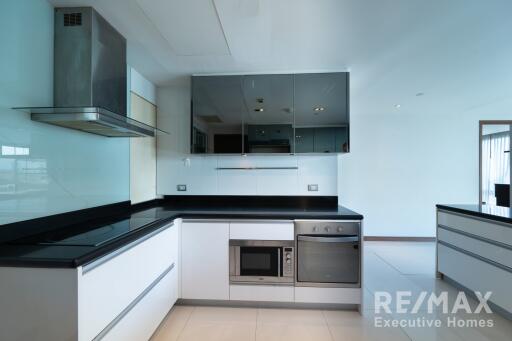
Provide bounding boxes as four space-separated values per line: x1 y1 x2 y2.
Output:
296 235 360 287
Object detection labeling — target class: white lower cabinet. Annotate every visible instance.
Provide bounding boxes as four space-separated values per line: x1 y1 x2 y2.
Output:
229 222 294 240
230 285 294 302
78 222 178 341
181 221 230 300
102 265 178 341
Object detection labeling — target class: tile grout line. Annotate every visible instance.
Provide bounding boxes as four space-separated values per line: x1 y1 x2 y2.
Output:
370 249 406 276
321 310 336 341
367 249 425 341
254 308 260 341
176 306 195 341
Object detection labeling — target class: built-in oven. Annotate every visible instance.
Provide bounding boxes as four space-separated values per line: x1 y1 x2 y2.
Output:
295 220 361 288
229 240 294 285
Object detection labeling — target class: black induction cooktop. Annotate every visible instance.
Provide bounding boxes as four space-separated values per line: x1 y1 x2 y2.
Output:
12 217 157 247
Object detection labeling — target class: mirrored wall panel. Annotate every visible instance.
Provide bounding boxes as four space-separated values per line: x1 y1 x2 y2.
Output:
191 72 349 154
480 122 511 207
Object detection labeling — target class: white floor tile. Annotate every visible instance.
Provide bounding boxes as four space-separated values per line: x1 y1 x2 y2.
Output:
151 306 194 341
257 308 326 325
178 321 256 341
256 323 332 341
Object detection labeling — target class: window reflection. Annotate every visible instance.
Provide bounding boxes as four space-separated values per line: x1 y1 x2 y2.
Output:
0 150 48 195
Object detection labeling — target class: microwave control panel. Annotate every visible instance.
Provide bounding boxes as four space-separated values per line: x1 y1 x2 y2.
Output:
283 247 294 277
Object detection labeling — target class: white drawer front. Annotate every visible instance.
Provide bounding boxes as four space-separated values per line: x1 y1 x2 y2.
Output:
438 244 512 313
438 228 512 269
437 211 512 247
230 285 294 302
229 222 294 240
294 287 361 304
78 224 176 341
101 265 177 341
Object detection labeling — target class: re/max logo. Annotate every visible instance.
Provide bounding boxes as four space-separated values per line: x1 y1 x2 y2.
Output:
374 291 493 314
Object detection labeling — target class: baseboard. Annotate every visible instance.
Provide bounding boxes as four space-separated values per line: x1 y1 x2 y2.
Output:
364 236 436 242
176 299 358 310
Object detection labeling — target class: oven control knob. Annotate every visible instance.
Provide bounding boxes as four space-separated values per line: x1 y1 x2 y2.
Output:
312 226 318 232
286 254 291 259
337 227 343 232
286 259 291 264
324 226 330 232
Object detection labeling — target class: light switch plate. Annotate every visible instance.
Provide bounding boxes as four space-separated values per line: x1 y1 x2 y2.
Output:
308 184 318 192
177 184 187 192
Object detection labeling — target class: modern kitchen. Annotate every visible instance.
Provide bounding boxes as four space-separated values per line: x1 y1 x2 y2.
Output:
0 1 512 341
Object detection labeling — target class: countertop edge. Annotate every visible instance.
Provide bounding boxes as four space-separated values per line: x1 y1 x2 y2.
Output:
436 204 512 225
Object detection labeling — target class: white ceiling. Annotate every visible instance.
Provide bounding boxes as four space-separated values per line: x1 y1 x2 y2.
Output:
48 0 512 115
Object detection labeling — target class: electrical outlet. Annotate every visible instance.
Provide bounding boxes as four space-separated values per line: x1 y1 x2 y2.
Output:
177 184 187 192
308 184 318 192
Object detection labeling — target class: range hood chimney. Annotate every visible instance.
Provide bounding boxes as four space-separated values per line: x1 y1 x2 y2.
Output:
14 7 163 137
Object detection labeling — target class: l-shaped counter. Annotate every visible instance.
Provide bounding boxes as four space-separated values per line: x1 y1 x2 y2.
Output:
0 197 363 341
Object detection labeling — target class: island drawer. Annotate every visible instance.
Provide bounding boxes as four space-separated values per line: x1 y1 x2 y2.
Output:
437 211 512 247
437 244 512 314
438 228 512 269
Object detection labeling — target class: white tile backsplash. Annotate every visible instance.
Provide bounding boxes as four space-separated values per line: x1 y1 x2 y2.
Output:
157 154 337 196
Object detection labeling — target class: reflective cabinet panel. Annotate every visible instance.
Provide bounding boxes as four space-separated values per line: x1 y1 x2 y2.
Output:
191 76 244 154
294 73 349 153
191 72 349 154
242 74 294 153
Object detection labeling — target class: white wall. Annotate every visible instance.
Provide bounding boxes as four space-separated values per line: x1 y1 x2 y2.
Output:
339 99 512 237
156 78 338 197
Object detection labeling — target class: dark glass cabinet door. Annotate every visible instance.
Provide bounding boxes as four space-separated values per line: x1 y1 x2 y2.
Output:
191 75 244 154
191 72 350 154
242 74 294 154
294 73 349 153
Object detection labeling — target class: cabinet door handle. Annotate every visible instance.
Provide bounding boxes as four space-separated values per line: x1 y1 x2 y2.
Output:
215 167 298 170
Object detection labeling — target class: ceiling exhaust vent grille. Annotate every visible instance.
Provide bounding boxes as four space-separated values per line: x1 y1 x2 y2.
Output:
64 12 82 26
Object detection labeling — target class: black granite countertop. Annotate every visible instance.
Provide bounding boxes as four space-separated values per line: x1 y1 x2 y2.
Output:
0 198 363 268
437 204 512 225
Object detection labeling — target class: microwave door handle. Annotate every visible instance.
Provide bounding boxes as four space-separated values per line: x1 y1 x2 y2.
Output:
298 236 359 243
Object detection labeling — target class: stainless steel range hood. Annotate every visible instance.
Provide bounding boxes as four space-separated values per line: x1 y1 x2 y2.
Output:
14 7 163 138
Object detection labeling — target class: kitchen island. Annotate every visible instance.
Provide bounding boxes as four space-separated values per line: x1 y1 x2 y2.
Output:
436 204 512 319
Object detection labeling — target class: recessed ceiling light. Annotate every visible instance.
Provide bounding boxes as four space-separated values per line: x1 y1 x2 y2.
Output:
394 104 401 109
254 108 264 112
314 106 325 112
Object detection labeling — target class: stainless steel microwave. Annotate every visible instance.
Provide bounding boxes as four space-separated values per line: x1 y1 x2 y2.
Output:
229 240 294 285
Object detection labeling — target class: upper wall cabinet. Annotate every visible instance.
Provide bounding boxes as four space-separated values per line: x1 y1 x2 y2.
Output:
191 72 349 154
